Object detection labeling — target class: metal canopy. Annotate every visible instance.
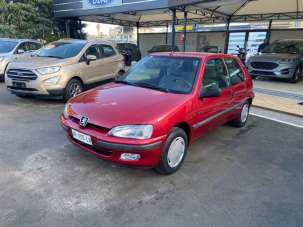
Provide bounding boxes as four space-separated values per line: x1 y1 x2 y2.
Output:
54 0 303 27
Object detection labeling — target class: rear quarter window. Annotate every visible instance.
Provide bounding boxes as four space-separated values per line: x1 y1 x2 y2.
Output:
225 58 244 85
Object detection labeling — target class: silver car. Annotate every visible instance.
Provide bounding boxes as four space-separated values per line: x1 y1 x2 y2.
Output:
247 39 303 83
0 39 42 81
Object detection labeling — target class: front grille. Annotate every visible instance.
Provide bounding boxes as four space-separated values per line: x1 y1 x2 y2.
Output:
7 69 37 81
251 62 278 70
7 86 37 91
70 116 109 133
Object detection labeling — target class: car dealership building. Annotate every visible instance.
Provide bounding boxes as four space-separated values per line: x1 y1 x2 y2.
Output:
54 0 303 55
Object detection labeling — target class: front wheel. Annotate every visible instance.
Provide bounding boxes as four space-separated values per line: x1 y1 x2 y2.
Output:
290 65 302 83
229 101 250 128
64 79 83 101
155 127 188 175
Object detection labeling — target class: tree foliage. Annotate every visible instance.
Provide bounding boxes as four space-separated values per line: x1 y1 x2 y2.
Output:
0 0 66 42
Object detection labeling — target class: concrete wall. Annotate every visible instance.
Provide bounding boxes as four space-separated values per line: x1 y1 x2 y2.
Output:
270 29 303 42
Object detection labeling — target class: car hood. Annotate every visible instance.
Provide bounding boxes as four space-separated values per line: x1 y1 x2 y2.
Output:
0 53 10 58
8 56 74 69
69 83 191 129
249 53 300 62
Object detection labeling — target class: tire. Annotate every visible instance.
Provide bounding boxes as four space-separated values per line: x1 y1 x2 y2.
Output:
229 101 250 128
155 127 188 175
290 65 302 83
64 78 83 101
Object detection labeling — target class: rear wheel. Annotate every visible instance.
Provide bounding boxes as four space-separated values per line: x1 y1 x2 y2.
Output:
64 78 83 101
290 65 302 83
229 101 250 128
155 127 188 175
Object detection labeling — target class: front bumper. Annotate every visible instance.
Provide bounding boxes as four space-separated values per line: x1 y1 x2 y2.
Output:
247 62 296 79
6 70 65 96
61 115 166 168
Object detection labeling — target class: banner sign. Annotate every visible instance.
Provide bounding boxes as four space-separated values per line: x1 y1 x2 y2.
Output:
83 0 122 9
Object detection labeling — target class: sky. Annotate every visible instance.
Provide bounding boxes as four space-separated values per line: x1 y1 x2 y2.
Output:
83 21 119 36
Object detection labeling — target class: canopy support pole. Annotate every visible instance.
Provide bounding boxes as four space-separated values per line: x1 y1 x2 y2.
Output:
171 8 177 50
65 19 70 38
267 19 273 43
166 23 169 44
224 18 231 54
136 22 140 49
183 11 188 52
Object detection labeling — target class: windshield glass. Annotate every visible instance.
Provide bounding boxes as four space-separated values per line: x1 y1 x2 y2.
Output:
35 42 85 59
117 56 200 94
262 41 303 54
0 40 18 53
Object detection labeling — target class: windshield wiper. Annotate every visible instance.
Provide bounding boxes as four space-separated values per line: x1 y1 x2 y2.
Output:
35 55 63 59
134 82 170 93
115 80 138 87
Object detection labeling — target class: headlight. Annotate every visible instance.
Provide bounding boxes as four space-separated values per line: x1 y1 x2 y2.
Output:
44 75 60 85
36 66 60 75
109 125 153 140
279 58 294 63
63 103 71 119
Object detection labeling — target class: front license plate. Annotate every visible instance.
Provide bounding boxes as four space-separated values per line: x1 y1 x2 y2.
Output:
72 129 92 146
12 81 26 88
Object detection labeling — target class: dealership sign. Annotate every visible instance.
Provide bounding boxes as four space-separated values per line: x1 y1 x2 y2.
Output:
83 0 122 9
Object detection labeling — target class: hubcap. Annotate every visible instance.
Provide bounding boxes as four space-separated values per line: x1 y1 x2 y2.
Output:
241 103 249 123
295 68 301 80
69 83 82 97
167 137 185 168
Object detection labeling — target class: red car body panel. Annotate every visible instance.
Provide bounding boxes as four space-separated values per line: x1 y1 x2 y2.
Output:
61 53 254 168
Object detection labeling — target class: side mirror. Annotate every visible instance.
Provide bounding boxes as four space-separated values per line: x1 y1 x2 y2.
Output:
17 49 25 54
86 55 97 65
200 83 221 98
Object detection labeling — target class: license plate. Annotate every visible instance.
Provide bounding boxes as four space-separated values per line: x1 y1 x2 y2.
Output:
72 129 92 146
12 81 26 88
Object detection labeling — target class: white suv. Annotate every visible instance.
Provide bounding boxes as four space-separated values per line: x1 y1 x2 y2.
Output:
0 39 42 81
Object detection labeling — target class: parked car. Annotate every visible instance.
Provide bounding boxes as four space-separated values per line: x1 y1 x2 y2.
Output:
200 45 221 53
148 44 180 54
0 38 42 81
61 52 254 174
116 43 141 66
247 39 303 83
6 39 125 100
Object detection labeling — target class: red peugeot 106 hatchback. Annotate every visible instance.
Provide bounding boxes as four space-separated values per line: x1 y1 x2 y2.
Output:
61 53 254 174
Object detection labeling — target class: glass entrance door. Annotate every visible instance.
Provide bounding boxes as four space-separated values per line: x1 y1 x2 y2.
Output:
246 31 267 59
227 32 246 55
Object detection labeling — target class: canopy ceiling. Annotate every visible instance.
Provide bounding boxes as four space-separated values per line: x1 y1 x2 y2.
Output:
56 0 303 27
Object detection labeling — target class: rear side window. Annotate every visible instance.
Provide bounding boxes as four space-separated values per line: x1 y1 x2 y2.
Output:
99 45 116 58
28 42 41 51
202 59 229 89
225 58 244 85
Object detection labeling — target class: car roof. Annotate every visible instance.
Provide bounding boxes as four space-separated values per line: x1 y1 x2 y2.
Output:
54 39 116 46
151 52 233 59
277 39 303 42
0 38 39 43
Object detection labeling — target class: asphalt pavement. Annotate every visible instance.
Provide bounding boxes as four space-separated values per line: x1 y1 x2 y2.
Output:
0 83 302 227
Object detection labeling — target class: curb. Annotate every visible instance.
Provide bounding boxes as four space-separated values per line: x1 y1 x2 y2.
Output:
252 104 303 118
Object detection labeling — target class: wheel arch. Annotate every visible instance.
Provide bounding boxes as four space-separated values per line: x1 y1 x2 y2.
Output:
174 122 191 143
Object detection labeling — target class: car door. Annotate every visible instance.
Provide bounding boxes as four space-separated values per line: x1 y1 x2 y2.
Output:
192 58 233 140
13 42 29 61
97 44 121 79
224 57 248 107
79 44 103 84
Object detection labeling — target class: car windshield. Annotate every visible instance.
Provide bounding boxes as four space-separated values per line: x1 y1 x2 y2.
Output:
117 56 200 94
262 41 303 54
34 42 85 59
0 40 18 53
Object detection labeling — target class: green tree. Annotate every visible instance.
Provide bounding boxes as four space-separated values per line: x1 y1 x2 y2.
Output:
0 0 85 42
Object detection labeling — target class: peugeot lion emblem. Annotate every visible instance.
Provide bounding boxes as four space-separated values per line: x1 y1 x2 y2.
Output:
80 116 89 127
